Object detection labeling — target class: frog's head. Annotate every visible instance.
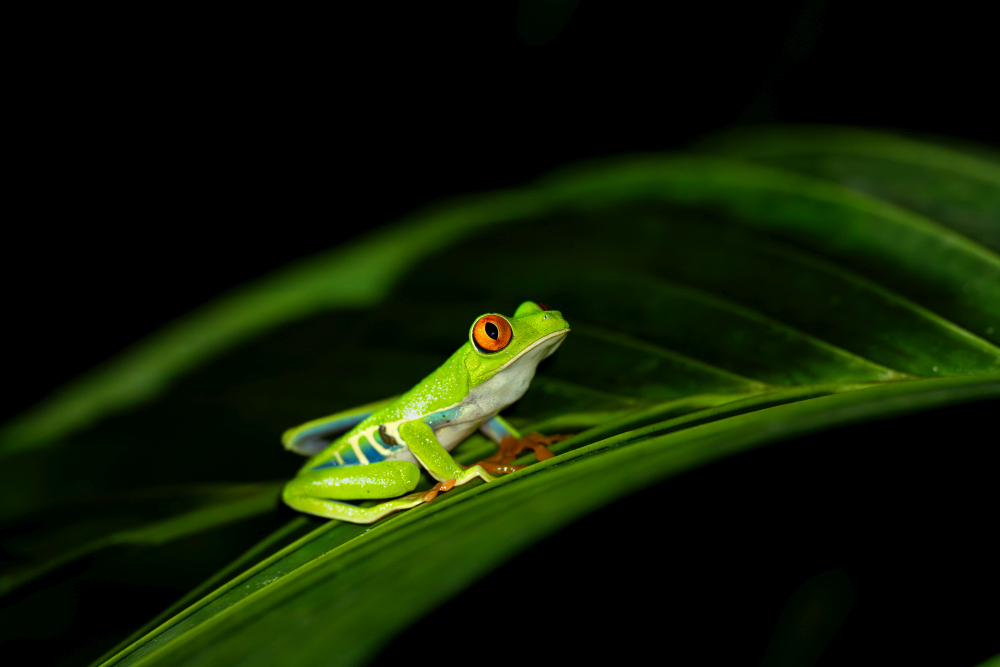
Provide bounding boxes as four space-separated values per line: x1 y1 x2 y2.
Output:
464 301 570 387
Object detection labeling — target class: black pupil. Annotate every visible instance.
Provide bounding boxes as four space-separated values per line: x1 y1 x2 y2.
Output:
485 322 499 340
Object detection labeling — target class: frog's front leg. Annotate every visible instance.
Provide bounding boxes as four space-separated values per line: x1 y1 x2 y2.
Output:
398 420 494 489
282 461 424 524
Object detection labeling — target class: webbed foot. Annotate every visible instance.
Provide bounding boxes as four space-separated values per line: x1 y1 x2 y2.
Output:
471 433 571 474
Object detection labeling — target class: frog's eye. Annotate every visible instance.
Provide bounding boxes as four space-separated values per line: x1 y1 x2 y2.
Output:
472 315 513 353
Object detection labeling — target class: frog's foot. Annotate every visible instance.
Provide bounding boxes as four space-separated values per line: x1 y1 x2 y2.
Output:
471 433 572 473
421 478 457 503
458 465 495 485
475 461 524 475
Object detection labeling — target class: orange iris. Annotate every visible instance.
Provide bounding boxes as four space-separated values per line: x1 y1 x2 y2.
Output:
472 315 513 352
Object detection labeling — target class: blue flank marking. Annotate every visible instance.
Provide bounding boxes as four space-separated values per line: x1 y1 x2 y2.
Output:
359 436 383 463
294 411 373 445
422 406 463 430
309 429 406 471
310 458 340 470
308 406 462 472
340 448 361 466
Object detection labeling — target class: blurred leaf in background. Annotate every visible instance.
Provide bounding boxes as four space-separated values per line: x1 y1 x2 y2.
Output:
0 126 997 666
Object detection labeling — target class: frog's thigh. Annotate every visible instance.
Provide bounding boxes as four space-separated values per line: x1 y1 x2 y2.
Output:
282 461 423 524
285 461 420 500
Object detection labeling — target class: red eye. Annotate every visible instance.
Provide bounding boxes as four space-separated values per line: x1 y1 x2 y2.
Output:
472 315 512 352
537 302 552 311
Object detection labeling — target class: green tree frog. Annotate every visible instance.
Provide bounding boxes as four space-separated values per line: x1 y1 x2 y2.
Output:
281 301 570 524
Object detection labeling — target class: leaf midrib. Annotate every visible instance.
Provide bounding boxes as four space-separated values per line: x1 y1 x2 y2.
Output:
594 271 910 380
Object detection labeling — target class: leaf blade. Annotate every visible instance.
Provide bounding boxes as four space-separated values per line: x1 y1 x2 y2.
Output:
109 376 1000 667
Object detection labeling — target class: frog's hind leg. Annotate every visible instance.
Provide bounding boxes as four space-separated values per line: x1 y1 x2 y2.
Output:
286 494 428 524
282 460 424 524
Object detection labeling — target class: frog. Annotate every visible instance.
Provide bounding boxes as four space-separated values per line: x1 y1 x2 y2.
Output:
280 301 570 524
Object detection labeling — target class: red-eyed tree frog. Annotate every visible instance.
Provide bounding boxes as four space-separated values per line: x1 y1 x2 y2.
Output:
281 301 570 524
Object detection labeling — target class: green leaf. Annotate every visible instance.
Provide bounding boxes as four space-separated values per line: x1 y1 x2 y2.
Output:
0 482 284 598
976 653 1000 667
0 125 996 666
694 124 1000 253
101 377 1000 667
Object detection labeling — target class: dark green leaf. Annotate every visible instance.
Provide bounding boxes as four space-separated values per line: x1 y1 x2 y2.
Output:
0 126 995 666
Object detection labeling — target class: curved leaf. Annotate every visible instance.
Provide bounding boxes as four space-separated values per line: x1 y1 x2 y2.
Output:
104 377 999 667
694 124 1000 253
0 482 283 598
0 126 996 666
4 134 997 457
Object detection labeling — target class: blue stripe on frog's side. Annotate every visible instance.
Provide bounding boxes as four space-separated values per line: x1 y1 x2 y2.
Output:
309 431 407 471
309 404 464 472
295 412 373 442
340 447 362 466
359 437 383 463
289 411 376 457
421 405 464 430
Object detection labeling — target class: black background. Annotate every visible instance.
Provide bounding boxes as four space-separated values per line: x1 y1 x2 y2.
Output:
3 1 998 664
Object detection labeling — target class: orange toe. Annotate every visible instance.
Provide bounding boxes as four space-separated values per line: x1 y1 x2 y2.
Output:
422 478 458 502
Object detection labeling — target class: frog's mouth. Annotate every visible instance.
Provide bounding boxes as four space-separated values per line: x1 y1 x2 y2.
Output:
495 327 570 375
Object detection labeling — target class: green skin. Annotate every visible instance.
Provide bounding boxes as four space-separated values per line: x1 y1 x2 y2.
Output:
281 301 570 524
